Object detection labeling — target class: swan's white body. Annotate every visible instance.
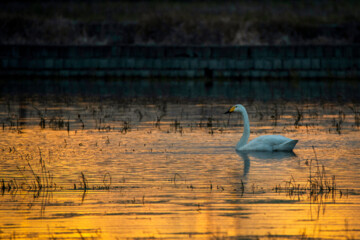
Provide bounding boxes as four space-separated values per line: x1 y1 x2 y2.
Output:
226 104 298 152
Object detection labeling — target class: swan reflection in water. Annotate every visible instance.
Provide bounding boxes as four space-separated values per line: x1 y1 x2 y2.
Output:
236 150 297 183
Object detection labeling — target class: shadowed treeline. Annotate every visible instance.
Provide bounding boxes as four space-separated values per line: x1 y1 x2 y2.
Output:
1 0 360 45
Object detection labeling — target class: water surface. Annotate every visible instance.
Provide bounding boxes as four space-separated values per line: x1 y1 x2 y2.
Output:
0 79 360 239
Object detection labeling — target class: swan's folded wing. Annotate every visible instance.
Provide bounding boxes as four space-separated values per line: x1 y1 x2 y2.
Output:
273 140 298 151
239 135 297 151
251 135 291 146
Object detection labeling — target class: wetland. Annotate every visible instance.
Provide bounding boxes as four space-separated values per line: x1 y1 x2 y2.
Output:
0 79 360 239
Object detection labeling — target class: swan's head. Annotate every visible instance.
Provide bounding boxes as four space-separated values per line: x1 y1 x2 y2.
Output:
225 104 246 114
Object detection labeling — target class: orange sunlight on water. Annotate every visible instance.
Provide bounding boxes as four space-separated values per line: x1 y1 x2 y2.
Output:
0 100 360 239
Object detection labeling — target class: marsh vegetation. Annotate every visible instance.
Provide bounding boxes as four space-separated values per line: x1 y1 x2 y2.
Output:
0 79 360 239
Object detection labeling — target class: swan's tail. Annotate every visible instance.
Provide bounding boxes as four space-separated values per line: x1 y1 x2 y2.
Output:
273 140 298 151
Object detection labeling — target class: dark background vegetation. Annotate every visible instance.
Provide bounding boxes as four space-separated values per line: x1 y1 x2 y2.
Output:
1 0 360 45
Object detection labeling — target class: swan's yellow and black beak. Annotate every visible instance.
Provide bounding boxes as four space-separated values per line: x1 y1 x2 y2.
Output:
224 106 235 114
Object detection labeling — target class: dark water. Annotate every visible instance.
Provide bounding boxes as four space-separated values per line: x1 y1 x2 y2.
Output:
1 78 360 102
0 79 359 239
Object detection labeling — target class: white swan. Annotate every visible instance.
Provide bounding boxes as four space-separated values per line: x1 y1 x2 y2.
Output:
225 104 298 152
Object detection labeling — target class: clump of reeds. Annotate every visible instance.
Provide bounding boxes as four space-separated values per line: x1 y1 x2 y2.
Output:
270 104 281 126
171 173 185 186
66 118 70 134
102 172 112 190
332 110 346 134
78 114 85 130
254 105 264 120
349 104 360 128
274 146 341 202
170 119 183 134
134 109 143 121
294 106 303 128
80 172 88 190
33 106 46 129
207 117 213 128
120 120 130 133
1 178 19 194
49 116 65 130
2 112 22 133
306 147 337 199
16 148 55 192
155 104 167 129
0 148 56 214
95 118 111 132
39 117 46 128
154 115 162 128
79 172 88 203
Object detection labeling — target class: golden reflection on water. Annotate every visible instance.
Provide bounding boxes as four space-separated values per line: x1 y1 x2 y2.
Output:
0 101 360 239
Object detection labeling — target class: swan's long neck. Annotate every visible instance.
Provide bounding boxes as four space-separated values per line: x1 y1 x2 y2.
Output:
236 109 250 149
